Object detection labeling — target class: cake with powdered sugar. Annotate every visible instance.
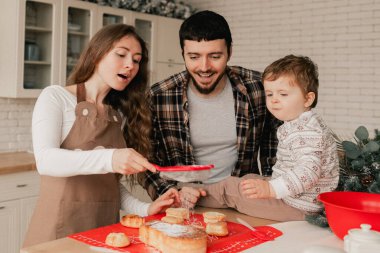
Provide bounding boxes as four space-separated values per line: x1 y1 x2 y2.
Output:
139 220 207 253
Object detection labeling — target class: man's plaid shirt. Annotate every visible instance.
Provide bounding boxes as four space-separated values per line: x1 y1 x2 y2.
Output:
138 66 280 200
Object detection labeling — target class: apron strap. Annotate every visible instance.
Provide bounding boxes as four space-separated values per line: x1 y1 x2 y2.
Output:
76 83 86 103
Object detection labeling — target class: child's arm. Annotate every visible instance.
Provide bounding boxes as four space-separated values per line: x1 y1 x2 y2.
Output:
147 188 180 215
240 179 276 199
120 184 180 216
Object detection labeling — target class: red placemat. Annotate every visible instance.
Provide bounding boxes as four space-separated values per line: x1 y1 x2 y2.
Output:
69 213 282 253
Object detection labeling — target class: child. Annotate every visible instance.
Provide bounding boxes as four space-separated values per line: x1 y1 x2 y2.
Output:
240 55 339 220
24 24 179 247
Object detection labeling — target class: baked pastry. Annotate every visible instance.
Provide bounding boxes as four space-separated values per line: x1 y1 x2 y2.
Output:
161 215 184 224
206 221 229 236
165 207 190 220
139 220 207 253
105 232 130 247
120 214 145 228
203 211 226 223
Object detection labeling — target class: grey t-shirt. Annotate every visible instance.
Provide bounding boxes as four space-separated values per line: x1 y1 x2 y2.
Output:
187 78 238 184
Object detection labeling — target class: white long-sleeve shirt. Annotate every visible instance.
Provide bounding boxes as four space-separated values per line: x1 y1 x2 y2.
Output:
32 85 150 216
269 110 339 213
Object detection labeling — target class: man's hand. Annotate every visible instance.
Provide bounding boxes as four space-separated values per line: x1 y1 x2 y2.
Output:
240 178 276 199
147 188 180 215
179 186 207 209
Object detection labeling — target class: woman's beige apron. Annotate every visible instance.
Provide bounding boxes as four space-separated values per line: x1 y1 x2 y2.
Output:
24 83 126 247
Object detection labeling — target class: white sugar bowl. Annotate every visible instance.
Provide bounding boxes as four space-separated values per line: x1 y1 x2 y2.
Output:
343 224 380 253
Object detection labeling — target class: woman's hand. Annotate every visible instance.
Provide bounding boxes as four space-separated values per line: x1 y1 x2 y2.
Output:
240 179 276 199
112 148 156 175
147 188 180 215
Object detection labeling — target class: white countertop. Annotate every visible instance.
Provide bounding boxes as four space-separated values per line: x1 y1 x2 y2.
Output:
244 221 344 253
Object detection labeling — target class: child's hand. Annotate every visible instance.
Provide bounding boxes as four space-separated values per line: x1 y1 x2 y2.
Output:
179 186 207 209
147 188 180 215
240 179 275 199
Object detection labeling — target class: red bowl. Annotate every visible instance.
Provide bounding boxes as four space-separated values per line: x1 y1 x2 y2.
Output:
318 191 380 240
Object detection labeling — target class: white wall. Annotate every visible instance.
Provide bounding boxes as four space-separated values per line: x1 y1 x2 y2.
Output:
186 0 380 138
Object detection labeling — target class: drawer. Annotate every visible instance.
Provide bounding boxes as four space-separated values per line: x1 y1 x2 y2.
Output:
0 171 40 202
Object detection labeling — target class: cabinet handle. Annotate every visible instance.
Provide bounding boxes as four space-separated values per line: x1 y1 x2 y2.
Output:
17 184 28 188
0 206 4 210
168 59 174 62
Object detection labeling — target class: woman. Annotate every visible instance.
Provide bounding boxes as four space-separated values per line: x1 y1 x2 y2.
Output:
24 24 179 247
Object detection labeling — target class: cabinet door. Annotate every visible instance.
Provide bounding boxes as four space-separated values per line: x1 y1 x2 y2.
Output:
60 0 98 85
0 200 20 253
155 62 185 84
130 12 157 85
20 196 38 245
0 0 60 98
97 6 132 27
156 16 183 64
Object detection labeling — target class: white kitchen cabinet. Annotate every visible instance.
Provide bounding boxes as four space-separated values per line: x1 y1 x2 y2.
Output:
130 12 157 85
19 196 38 244
154 16 184 83
97 6 133 27
155 61 185 82
0 171 40 253
0 200 20 253
156 16 183 64
0 0 61 98
0 0 185 97
60 0 98 84
125 13 185 84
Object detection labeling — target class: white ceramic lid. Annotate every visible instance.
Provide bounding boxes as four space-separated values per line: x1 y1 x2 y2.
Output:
347 224 380 241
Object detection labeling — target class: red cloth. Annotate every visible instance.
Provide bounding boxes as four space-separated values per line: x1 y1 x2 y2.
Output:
69 214 282 253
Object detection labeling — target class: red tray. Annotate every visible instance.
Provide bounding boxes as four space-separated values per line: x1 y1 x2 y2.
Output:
69 213 282 253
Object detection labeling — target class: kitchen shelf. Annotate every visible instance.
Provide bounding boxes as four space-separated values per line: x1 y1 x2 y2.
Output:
25 26 51 32
24 60 51 65
67 31 89 36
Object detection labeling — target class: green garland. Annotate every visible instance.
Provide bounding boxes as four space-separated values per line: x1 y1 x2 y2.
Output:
306 126 380 227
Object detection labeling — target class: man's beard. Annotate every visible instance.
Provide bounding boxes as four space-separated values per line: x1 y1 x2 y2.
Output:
189 69 226 95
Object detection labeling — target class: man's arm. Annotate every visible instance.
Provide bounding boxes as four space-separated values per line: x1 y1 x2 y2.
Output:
137 170 177 200
137 92 177 200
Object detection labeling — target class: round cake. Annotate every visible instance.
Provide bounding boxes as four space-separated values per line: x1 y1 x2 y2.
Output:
139 220 207 253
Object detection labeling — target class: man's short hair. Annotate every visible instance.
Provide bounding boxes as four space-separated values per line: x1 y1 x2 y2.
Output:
179 10 232 57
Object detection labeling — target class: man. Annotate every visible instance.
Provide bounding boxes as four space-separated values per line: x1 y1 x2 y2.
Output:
138 10 279 212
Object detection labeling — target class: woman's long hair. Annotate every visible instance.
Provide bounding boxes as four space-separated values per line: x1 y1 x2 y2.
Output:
67 24 151 177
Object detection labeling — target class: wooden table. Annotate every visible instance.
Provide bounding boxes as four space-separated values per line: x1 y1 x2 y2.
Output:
20 207 278 253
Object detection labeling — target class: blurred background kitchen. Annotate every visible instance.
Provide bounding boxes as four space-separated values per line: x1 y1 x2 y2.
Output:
1 0 380 153
0 1 379 252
